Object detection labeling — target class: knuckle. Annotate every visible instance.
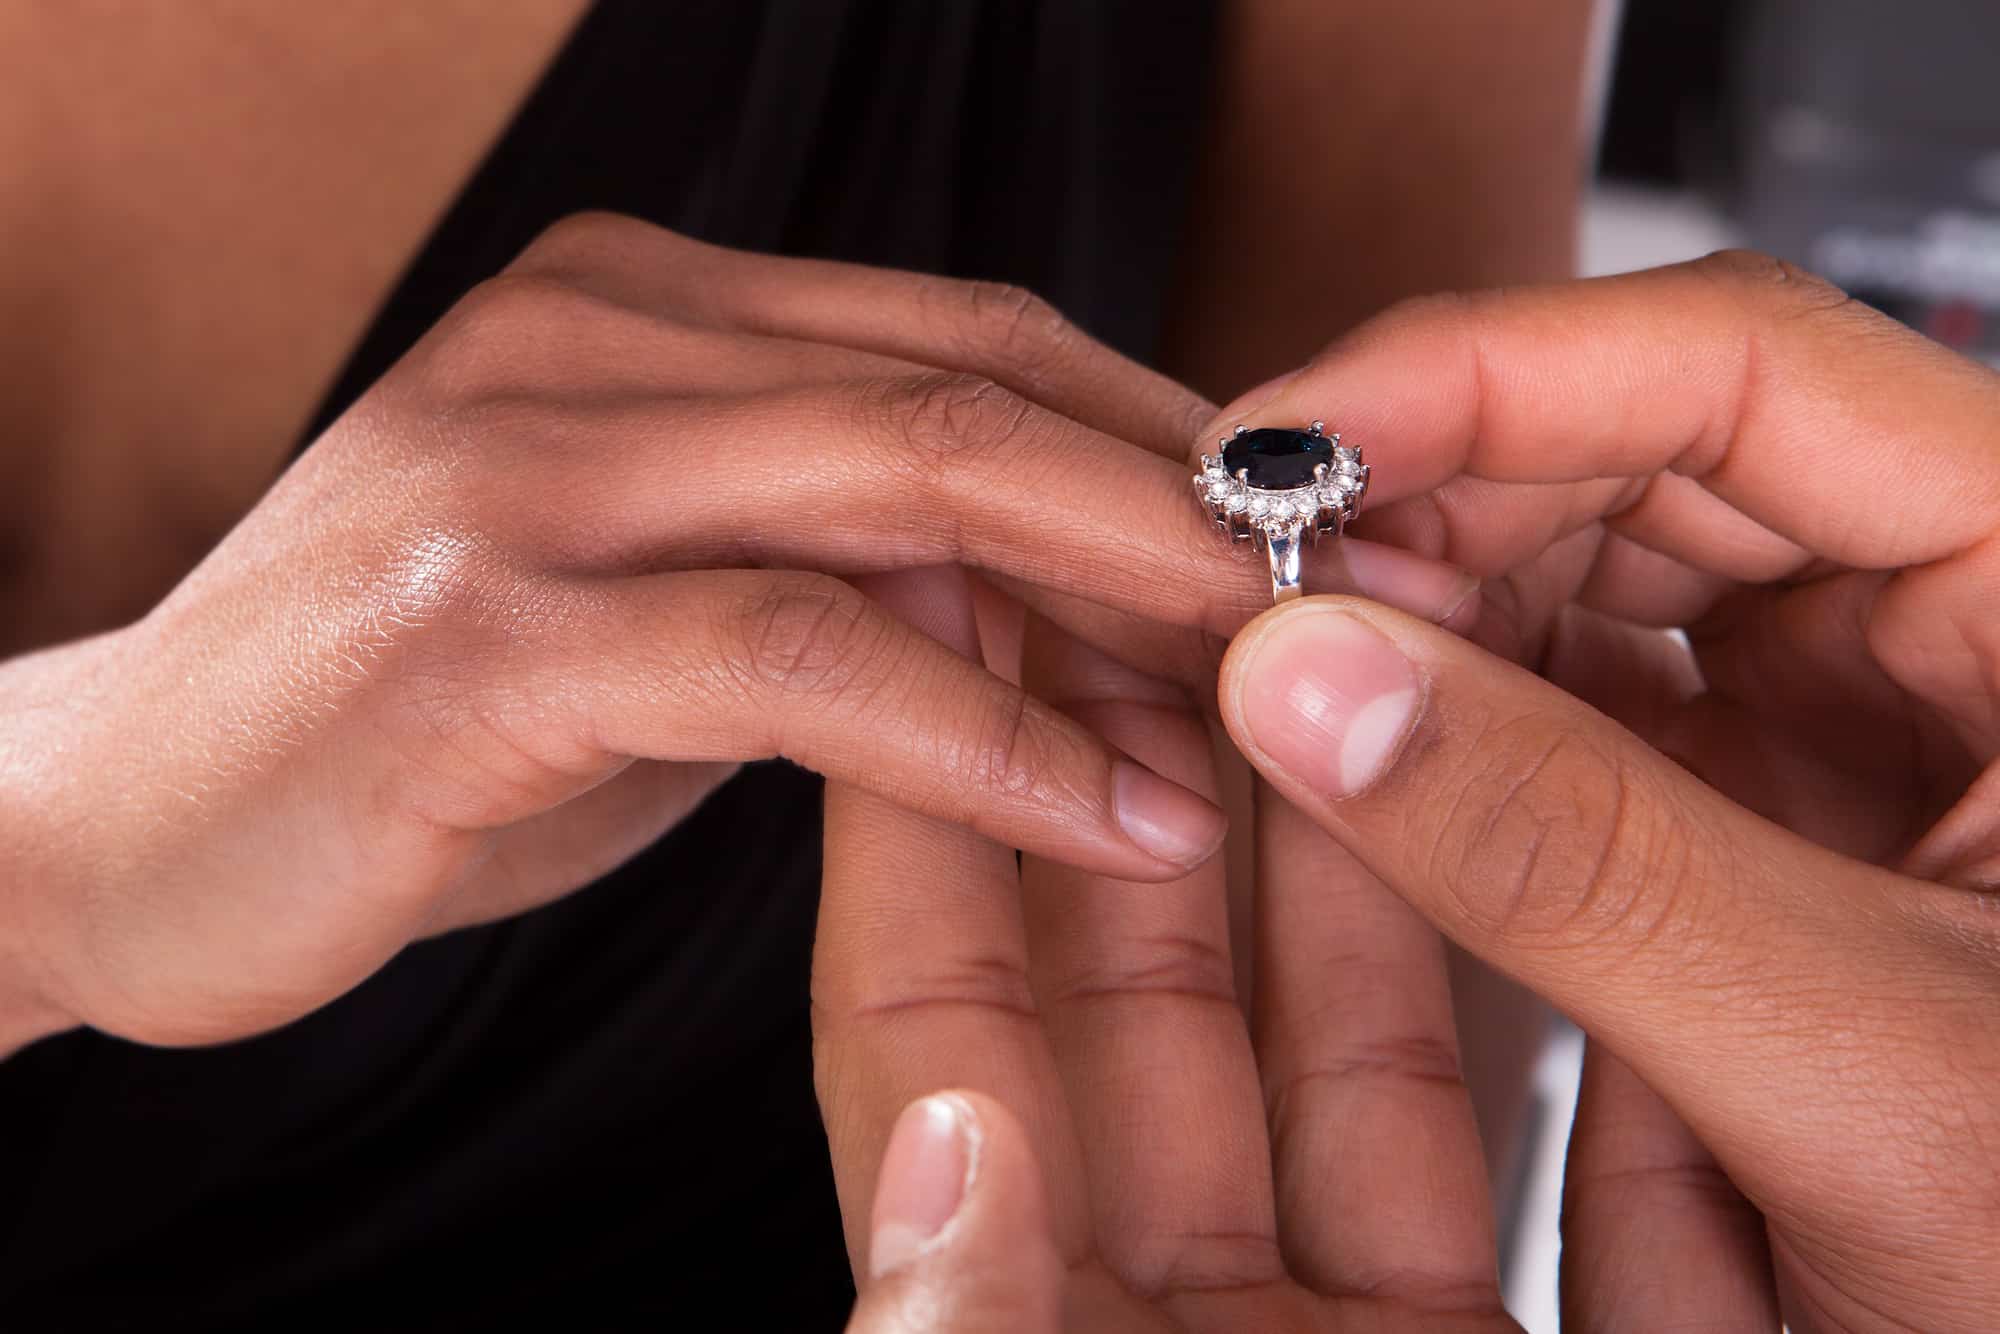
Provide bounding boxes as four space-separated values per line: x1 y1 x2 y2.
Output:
1368 288 1485 345
866 370 1041 488
512 209 669 272
951 278 1074 366
1692 247 1861 319
413 273 600 401
727 573 890 699
1424 715 1701 958
1047 930 1237 1008
967 686 1063 800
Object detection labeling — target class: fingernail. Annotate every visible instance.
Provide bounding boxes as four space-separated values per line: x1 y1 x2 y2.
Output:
1333 541 1481 628
1112 761 1228 868
871 1094 978 1278
1237 609 1422 797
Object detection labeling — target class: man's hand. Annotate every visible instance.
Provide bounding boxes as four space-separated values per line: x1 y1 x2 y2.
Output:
1221 253 2000 1331
817 567 1522 1331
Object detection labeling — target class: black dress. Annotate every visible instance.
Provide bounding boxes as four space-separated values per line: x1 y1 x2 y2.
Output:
0 3 1212 1328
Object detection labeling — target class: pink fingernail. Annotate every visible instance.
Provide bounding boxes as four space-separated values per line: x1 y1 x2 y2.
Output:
1112 761 1228 869
870 1094 978 1278
1238 609 1422 797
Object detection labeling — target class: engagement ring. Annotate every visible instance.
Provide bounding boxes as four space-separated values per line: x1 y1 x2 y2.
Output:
1192 421 1368 603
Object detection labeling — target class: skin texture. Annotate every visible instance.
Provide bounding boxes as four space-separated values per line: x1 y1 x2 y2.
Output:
821 564 1524 1332
0 215 1501 1057
1216 254 2000 1331
0 1 588 650
835 252 2000 1334
1157 0 1598 1199
0 2 1596 1323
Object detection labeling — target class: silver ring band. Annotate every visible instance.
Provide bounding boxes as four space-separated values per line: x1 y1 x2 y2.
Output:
1266 520 1305 603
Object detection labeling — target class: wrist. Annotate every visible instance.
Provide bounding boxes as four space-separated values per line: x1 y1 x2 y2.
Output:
0 635 115 1059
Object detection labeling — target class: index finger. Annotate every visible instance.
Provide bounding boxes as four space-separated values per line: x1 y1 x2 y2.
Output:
1251 250 2000 571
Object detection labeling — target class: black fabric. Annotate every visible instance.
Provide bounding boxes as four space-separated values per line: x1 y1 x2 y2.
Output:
0 3 1213 1329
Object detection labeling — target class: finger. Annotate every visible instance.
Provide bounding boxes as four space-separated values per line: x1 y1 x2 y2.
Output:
1216 596 1957 1187
981 527 1483 700
1352 466 1808 596
489 375 1480 645
1017 613 1283 1305
1251 787 1500 1307
503 568 1226 882
1558 1043 1777 1332
846 1092 1068 1334
511 213 1213 458
1248 251 2000 572
1571 529 1735 630
812 567 1090 1269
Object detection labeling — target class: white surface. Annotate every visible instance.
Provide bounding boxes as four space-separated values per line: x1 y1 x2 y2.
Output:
1504 1024 1587 1331
1581 183 1743 277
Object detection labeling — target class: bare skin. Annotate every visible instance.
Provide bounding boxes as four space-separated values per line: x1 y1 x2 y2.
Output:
1158 0 1596 1194
829 255 2000 1334
0 1 588 648
0 0 1595 1315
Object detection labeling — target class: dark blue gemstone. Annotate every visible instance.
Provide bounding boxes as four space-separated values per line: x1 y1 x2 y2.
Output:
1221 428 1332 490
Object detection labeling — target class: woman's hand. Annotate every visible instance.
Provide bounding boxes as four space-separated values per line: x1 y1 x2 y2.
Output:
817 567 1523 1331
0 215 1488 1054
1220 253 2000 1331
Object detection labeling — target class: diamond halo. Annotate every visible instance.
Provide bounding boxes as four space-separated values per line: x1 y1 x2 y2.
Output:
1191 420 1369 547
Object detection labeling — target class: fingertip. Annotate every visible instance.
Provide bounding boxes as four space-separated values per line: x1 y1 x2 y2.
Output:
851 1090 1065 1334
1220 600 1424 801
870 1093 979 1279
1111 760 1228 873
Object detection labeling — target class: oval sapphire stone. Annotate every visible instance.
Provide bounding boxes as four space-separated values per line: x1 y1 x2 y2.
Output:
1221 427 1333 490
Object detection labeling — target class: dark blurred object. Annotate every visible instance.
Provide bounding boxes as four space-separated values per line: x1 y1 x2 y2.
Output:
1733 0 2000 363
1597 0 1738 188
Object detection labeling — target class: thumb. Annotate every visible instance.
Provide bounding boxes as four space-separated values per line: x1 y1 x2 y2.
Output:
844 1092 1065 1334
1216 597 1940 1139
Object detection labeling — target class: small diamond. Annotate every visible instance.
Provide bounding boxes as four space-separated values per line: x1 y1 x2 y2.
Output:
1224 491 1248 513
1269 498 1294 521
1207 479 1232 502
1247 496 1270 518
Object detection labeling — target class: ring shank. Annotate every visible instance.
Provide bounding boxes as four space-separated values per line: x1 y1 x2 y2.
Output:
1266 522 1305 603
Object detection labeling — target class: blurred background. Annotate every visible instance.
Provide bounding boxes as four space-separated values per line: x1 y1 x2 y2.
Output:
1584 0 2000 358
1507 0 2000 1324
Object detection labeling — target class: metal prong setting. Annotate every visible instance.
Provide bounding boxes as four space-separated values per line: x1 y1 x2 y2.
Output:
1192 426 1368 549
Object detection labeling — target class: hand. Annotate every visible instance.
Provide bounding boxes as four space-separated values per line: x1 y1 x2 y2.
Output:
1221 252 2000 1331
0 215 1470 1052
817 567 1523 1331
